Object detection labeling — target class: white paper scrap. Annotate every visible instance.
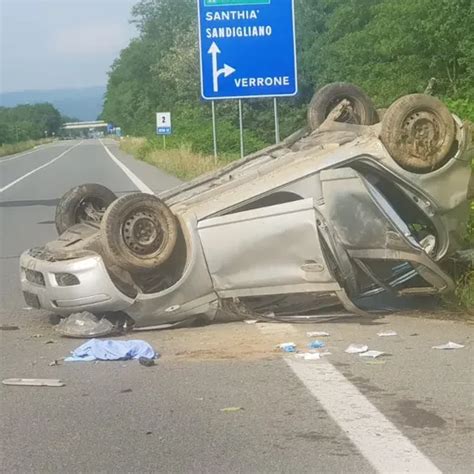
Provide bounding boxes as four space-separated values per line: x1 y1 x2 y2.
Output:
345 344 368 354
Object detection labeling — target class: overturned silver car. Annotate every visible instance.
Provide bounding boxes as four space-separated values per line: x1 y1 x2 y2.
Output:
20 84 473 329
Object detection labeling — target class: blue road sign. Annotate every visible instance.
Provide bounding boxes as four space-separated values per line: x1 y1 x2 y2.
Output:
197 0 297 100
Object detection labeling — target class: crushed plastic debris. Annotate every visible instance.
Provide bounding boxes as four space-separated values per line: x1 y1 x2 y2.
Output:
56 312 117 338
359 350 385 359
65 339 157 362
2 378 65 387
244 320 258 324
308 340 325 349
377 330 398 337
278 342 296 352
432 341 464 350
220 407 244 413
306 331 330 337
345 344 368 354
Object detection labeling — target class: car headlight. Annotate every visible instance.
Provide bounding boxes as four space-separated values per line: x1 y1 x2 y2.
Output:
55 273 80 286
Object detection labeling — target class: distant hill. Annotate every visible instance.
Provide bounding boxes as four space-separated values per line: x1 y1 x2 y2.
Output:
0 86 106 121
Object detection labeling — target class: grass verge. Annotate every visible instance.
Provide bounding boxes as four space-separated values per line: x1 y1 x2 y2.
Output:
0 139 53 158
120 137 236 181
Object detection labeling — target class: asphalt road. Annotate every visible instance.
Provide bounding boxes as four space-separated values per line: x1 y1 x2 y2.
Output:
0 139 472 473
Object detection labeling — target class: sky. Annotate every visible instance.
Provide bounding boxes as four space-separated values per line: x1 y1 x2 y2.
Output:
0 0 138 92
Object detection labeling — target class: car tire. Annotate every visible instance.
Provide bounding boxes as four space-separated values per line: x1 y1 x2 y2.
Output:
380 94 456 173
55 183 117 235
307 82 378 130
100 193 178 273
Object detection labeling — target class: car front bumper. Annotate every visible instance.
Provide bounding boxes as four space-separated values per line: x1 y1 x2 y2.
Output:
20 249 134 314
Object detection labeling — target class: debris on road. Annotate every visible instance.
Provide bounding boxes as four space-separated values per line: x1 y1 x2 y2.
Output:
306 331 330 337
308 340 325 349
244 320 258 324
278 342 296 352
359 350 385 359
120 388 133 393
377 330 398 337
44 340 55 344
0 325 19 331
345 344 369 354
138 357 156 367
2 378 65 387
220 407 244 413
48 360 60 366
65 339 157 362
432 341 465 350
56 312 117 338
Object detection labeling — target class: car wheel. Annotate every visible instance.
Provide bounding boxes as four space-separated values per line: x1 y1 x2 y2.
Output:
100 193 178 273
380 94 456 173
55 183 117 235
307 82 378 130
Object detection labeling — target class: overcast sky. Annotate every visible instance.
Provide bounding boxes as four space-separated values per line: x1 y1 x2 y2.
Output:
0 0 138 92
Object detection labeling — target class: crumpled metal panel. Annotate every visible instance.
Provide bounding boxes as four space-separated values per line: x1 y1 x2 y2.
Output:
198 199 335 294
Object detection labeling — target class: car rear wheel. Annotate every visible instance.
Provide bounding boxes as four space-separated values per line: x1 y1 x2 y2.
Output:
307 82 378 130
55 183 117 235
100 193 178 273
380 94 456 173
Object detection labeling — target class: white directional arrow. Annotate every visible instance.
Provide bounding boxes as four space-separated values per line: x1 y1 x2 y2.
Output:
208 41 236 93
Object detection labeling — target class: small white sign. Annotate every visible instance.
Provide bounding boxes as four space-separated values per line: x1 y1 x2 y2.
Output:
156 112 171 135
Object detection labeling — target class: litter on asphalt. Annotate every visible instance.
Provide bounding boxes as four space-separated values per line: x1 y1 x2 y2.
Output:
278 342 296 352
359 350 385 359
295 351 332 360
2 378 65 387
377 330 398 337
307 340 325 349
220 407 244 413
65 339 157 362
138 357 155 367
345 344 369 354
432 341 465 350
306 331 330 337
244 320 258 324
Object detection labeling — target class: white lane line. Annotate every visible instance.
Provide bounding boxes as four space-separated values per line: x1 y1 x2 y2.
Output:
99 139 153 194
0 146 45 163
0 141 83 193
286 358 441 473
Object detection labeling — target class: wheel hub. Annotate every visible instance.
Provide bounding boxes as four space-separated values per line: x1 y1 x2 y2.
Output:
122 211 163 255
403 111 441 160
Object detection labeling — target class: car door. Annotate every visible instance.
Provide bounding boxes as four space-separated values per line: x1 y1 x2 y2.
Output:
197 198 338 298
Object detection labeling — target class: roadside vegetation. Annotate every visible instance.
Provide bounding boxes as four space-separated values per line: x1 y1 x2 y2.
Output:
0 103 62 145
120 137 234 180
0 138 54 158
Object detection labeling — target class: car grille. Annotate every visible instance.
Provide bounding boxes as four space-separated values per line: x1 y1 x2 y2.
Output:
24 268 45 286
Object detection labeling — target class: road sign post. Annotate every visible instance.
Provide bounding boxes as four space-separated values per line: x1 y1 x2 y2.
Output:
197 0 297 154
156 112 172 150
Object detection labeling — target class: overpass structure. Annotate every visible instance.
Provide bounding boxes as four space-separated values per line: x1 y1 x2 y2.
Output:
62 121 108 130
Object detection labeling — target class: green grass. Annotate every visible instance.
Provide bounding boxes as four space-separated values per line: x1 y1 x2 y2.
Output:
0 139 54 158
120 137 236 181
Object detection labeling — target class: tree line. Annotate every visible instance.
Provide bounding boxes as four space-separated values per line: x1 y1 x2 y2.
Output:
0 103 63 145
102 0 474 155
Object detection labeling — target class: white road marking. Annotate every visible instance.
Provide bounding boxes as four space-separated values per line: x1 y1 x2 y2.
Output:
286 358 441 473
99 140 154 194
0 146 45 163
0 141 83 193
